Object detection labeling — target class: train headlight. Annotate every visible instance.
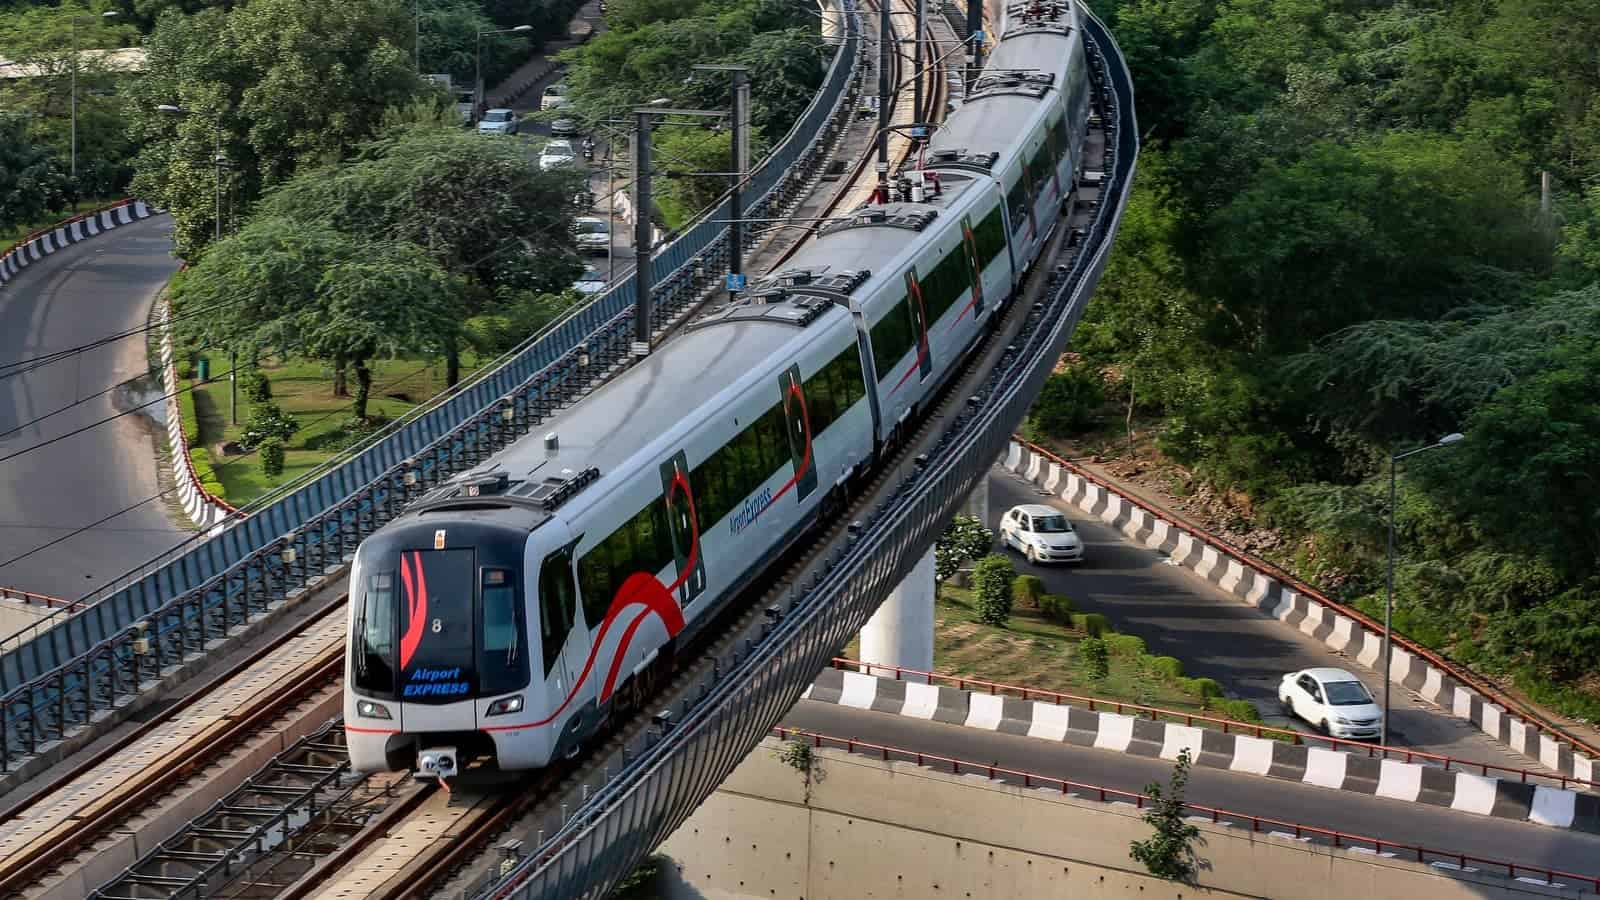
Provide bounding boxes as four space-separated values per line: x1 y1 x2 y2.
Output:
356 700 392 720
486 695 524 717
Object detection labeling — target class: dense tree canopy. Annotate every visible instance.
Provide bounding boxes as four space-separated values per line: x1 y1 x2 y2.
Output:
1072 0 1600 717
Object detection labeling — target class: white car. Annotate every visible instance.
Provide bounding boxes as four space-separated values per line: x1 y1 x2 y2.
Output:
539 139 576 171
572 266 607 295
572 216 610 254
999 504 1084 564
1279 668 1382 739
541 82 569 111
477 108 519 135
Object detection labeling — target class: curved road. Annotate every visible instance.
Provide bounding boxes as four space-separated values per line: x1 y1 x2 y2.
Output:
782 700 1600 878
981 466 1548 767
0 216 192 598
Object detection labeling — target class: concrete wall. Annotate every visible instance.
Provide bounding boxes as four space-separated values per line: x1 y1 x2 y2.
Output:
652 739 1594 899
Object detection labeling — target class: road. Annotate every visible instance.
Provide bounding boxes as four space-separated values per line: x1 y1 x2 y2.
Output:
781 700 1600 878
0 216 192 598
981 466 1545 767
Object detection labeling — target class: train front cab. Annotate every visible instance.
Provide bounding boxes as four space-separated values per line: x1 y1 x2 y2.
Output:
344 509 566 775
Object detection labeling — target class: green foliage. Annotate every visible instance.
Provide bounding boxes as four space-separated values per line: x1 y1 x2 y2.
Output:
1129 749 1201 883
0 115 70 233
126 0 425 257
1103 633 1145 658
1149 656 1184 680
241 370 272 404
971 554 1015 627
1210 698 1262 724
1028 365 1106 437
1186 677 1223 701
258 436 285 477
187 448 227 499
1071 612 1108 637
1077 636 1108 681
1038 593 1074 624
1011 574 1045 609
240 402 299 450
935 514 993 583
178 383 202 445
608 854 666 899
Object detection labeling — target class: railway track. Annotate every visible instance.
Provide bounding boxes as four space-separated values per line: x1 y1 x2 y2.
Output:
0 596 349 900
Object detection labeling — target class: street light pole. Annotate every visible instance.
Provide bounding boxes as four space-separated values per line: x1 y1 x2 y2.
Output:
876 0 890 204
474 25 534 123
912 0 924 142
632 107 655 349
691 64 751 297
1381 431 1464 746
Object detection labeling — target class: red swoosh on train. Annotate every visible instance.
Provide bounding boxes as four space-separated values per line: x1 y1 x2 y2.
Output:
398 551 428 670
889 277 932 396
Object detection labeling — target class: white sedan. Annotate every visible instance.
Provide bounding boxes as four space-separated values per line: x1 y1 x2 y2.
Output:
999 504 1084 564
1279 668 1382 739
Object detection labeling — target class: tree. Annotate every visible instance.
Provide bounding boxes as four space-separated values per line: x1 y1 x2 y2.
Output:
971 554 1014 627
1028 365 1106 438
126 0 423 257
1129 748 1202 883
934 514 992 584
0 115 70 230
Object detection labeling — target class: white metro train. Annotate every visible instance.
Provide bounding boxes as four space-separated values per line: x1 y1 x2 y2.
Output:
344 0 1094 775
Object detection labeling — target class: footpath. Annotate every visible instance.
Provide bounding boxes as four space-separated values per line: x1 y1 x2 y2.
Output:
1048 440 1600 760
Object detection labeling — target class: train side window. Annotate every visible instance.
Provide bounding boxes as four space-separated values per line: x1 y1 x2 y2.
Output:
480 568 528 692
539 550 577 676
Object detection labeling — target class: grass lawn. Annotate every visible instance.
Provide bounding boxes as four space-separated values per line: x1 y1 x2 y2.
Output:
1 198 122 255
846 585 1210 714
183 355 489 506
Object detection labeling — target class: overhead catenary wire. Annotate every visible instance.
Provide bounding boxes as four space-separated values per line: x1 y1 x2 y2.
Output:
0 294 254 383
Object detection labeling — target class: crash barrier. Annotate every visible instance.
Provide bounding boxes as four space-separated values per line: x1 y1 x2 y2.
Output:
0 200 157 288
0 0 863 776
154 298 239 532
471 11 1137 899
1005 438 1600 785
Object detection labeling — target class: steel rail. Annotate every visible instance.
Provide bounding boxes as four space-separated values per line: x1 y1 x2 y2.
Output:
0 640 343 896
772 726 1600 891
1018 438 1600 768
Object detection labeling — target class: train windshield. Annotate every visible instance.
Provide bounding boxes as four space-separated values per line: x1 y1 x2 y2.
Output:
396 549 477 703
352 572 396 694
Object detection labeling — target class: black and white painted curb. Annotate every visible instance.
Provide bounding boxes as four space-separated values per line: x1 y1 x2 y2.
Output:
1001 441 1598 785
803 668 1600 832
156 299 238 532
0 201 156 288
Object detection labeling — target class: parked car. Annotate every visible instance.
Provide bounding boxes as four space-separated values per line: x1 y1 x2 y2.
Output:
1279 668 1382 739
999 504 1084 564
477 108 519 135
572 266 607 295
539 139 576 170
573 216 610 254
550 116 579 136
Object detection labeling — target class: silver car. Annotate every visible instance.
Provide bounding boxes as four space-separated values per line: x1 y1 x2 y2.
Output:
477 108 519 135
539 139 576 171
572 266 607 295
572 217 610 254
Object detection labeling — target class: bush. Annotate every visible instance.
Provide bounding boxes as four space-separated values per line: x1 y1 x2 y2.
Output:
1011 574 1045 608
936 515 994 582
1181 677 1224 700
1029 365 1107 438
1150 656 1184 680
1104 633 1146 657
178 387 201 445
241 370 272 403
187 448 227 499
1039 593 1074 623
1210 698 1262 723
240 402 299 450
259 437 285 477
1079 636 1109 680
1071 612 1109 636
972 554 1016 626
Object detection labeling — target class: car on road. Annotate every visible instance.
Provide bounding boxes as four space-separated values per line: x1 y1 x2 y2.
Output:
541 81 570 111
550 116 579 136
539 139 577 170
573 266 607 295
999 504 1084 564
477 108 519 135
573 216 610 254
1279 668 1382 739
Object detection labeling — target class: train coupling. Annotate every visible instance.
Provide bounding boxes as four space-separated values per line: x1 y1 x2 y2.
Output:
415 746 459 781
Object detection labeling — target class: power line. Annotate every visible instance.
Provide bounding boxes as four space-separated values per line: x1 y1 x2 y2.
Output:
0 294 253 383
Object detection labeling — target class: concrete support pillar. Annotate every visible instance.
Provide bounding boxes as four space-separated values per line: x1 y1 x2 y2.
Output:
859 547 935 679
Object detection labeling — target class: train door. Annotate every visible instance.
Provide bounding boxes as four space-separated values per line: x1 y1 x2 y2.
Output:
960 214 986 322
778 364 819 502
903 269 933 384
535 539 581 702
659 450 706 607
395 547 478 732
